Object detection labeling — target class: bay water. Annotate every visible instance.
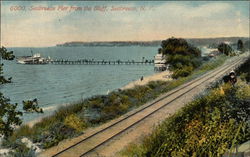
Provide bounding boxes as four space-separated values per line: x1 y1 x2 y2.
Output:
2 46 158 122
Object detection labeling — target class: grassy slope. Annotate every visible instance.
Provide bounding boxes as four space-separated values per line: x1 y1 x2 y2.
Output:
122 57 250 157
2 55 229 154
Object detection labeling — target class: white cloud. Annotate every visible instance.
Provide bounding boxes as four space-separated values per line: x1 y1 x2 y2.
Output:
1 1 249 47
184 3 232 18
129 2 248 39
1 1 73 47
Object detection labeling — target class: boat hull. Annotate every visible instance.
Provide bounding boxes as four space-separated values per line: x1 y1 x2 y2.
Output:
16 54 50 64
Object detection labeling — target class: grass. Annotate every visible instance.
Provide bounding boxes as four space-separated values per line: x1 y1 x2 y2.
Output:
122 80 250 156
121 57 250 157
2 54 229 153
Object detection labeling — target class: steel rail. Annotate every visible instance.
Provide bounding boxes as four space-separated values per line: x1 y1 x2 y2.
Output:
52 56 244 157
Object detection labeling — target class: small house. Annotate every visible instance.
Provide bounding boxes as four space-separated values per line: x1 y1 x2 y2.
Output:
154 53 167 71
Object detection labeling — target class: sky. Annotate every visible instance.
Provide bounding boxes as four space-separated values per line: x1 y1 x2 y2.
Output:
1 1 249 47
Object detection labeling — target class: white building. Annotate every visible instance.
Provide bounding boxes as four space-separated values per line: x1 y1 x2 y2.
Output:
154 53 167 71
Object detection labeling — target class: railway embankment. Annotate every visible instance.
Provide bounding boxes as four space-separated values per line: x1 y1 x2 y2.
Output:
39 53 249 156
122 55 250 157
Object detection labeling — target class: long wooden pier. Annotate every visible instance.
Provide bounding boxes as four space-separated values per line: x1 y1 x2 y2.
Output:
49 59 154 65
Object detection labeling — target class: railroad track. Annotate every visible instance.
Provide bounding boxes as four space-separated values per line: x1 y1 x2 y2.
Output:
51 55 248 157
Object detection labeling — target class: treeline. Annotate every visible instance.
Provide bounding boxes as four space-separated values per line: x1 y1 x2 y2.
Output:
56 37 249 47
187 37 249 46
56 41 161 47
159 37 248 79
217 39 248 56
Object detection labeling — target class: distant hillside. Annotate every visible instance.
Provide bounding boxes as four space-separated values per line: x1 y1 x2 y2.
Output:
56 37 249 47
56 41 161 47
187 37 249 46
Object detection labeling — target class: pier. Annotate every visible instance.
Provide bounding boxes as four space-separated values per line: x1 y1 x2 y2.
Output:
49 59 154 65
16 53 155 65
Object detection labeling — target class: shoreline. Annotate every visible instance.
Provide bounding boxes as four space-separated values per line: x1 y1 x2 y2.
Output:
25 71 172 127
25 103 70 127
121 70 172 90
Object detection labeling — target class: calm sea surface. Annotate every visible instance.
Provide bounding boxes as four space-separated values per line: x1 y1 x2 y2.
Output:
2 46 158 122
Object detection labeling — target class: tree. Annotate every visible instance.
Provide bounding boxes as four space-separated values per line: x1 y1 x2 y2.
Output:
0 46 43 138
237 39 244 51
218 43 233 56
160 37 202 78
158 48 162 54
244 40 250 50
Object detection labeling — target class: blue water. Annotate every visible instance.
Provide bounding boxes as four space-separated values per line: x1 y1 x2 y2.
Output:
1 46 158 122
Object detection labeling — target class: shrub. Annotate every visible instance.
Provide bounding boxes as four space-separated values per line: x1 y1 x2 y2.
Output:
41 122 77 149
235 80 250 100
64 114 87 133
12 125 34 140
218 43 233 56
172 65 194 79
8 139 35 157
235 57 250 82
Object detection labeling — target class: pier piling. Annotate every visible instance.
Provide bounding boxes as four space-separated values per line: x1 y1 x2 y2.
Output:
49 59 153 65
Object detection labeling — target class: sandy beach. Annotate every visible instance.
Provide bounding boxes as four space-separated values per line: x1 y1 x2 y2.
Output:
121 70 173 90
25 71 172 127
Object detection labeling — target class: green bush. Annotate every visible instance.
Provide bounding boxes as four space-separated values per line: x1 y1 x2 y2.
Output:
160 37 202 79
198 55 227 72
172 65 194 79
8 140 35 157
218 43 233 56
41 122 77 149
123 82 250 156
64 114 87 133
235 57 250 82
